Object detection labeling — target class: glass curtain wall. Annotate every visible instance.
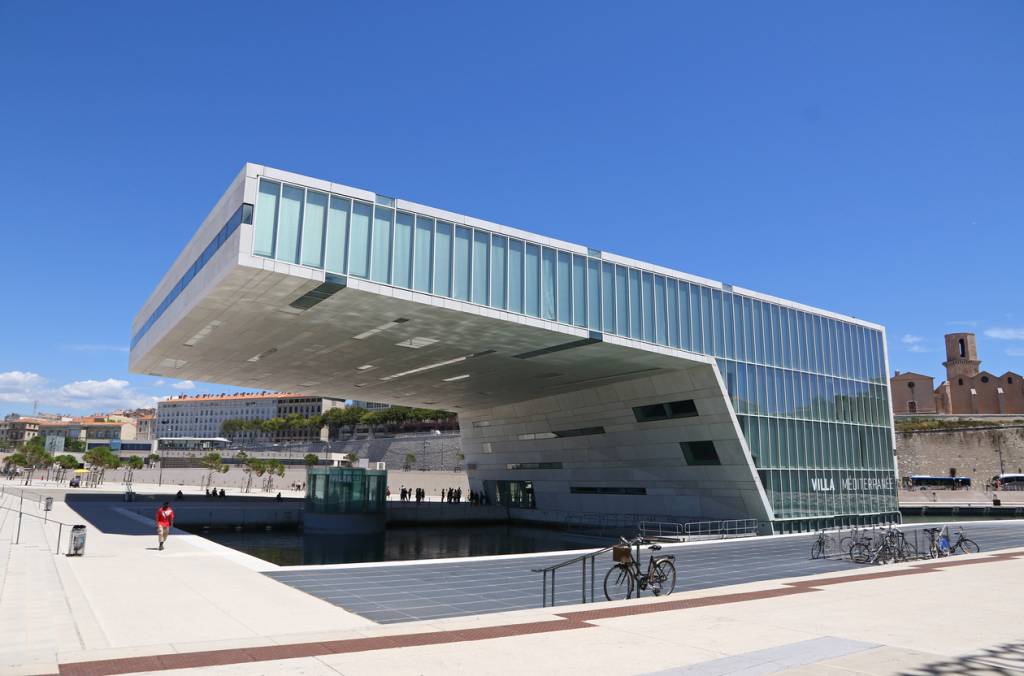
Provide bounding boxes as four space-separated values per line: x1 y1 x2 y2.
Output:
253 177 896 527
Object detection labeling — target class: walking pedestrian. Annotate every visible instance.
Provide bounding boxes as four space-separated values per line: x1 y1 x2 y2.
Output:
156 501 175 551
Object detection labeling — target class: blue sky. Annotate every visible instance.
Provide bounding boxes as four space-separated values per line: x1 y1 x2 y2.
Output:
1 2 1022 414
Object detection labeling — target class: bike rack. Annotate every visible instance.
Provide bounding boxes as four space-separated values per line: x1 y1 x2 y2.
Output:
532 543 619 608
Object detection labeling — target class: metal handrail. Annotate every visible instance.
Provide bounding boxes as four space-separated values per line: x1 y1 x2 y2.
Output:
683 518 758 538
639 521 684 539
531 542 621 608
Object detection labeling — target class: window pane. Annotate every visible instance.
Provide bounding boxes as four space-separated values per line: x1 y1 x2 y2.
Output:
453 225 471 301
722 291 734 359
277 184 304 264
711 289 724 357
628 269 642 338
508 239 524 312
587 258 601 329
325 195 350 274
541 248 556 320
679 281 691 350
392 211 414 288
557 251 571 324
348 201 373 278
524 243 540 317
642 272 655 342
615 266 628 336
572 255 587 327
654 275 667 345
300 190 327 268
370 206 393 283
472 230 489 305
253 179 279 257
491 235 507 309
413 216 433 292
702 287 714 354
667 279 679 348
690 284 703 352
602 262 615 333
433 220 452 296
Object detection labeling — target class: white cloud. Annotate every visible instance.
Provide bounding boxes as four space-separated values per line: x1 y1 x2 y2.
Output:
1007 348 1024 357
170 380 195 390
984 328 1024 341
0 371 47 392
0 371 156 412
153 379 166 387
901 335 931 352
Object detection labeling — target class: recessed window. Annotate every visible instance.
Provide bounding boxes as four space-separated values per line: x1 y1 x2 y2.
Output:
958 378 964 386
680 440 721 466
570 486 646 495
553 426 605 438
506 462 562 470
907 382 915 389
981 375 990 384
633 399 698 422
1009 377 1014 384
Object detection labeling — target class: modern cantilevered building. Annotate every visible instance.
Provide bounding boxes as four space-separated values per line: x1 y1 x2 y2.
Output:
130 164 899 533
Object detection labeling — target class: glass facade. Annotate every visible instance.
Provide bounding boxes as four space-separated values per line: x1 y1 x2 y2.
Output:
253 178 897 529
305 466 387 514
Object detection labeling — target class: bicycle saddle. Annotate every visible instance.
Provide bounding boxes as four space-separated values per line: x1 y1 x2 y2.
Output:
649 544 662 551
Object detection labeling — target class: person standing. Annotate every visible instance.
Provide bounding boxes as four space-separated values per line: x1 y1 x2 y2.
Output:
156 501 175 551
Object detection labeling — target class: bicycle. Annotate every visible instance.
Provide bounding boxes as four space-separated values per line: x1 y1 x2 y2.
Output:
946 526 980 555
923 527 950 558
811 530 835 559
604 536 677 601
850 527 917 564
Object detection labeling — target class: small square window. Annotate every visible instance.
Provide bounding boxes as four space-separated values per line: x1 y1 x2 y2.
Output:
680 440 720 466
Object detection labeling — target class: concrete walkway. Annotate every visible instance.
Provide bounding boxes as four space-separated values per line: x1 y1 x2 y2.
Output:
3 481 1024 675
0 482 371 675
49 548 1024 675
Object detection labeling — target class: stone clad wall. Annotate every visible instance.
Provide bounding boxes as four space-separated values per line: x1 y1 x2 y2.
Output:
896 426 1024 485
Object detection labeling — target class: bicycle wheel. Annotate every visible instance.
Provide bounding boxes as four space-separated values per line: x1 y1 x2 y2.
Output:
900 541 918 562
849 543 870 564
957 538 980 554
649 559 676 596
603 564 634 601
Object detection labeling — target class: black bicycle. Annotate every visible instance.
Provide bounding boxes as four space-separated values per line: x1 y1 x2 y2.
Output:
946 526 980 555
604 536 677 601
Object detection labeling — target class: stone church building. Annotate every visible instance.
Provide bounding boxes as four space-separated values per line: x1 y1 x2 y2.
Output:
891 333 1024 415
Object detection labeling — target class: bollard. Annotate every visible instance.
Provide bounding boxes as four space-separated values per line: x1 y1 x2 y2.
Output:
15 494 23 545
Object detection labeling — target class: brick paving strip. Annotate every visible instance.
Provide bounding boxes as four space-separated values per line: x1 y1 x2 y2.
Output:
54 551 1024 676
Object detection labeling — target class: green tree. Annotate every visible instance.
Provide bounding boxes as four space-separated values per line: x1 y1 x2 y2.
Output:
53 454 79 484
83 446 119 485
65 438 85 453
403 453 416 471
199 452 228 489
263 459 285 492
147 453 160 466
303 453 319 467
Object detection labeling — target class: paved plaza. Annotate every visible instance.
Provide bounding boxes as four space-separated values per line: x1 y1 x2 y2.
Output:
3 482 1024 675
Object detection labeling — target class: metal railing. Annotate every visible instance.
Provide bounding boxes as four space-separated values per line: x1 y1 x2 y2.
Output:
531 542 620 607
683 518 758 539
639 521 685 539
0 488 78 553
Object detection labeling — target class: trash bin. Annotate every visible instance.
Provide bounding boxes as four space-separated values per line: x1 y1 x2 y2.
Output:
68 525 87 556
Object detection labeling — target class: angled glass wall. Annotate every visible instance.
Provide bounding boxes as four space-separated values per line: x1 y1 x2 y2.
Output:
252 177 897 529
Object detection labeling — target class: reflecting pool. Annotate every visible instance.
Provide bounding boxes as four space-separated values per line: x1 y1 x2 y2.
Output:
195 525 607 566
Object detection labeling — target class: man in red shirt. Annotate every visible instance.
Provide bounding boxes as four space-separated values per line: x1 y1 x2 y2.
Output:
156 502 175 550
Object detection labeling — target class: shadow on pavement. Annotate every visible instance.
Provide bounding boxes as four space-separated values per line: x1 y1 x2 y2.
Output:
902 640 1024 675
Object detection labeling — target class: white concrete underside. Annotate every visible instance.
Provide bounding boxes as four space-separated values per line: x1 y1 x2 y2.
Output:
131 250 773 522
